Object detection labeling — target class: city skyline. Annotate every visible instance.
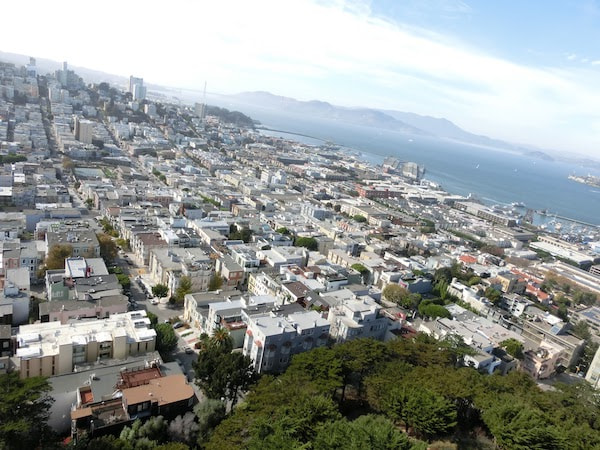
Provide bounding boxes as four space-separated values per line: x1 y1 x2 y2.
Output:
3 0 600 156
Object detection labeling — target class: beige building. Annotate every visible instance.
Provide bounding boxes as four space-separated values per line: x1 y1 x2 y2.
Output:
148 247 213 296
15 311 156 379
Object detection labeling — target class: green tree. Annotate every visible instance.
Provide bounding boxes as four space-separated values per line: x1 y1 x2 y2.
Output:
285 347 344 397
481 400 566 450
168 412 198 446
351 263 370 284
194 330 257 404
45 244 73 270
501 338 524 360
194 399 227 444
152 283 169 298
147 311 158 326
116 238 130 251
275 227 290 235
353 214 367 223
403 387 457 438
97 233 118 263
382 284 409 305
294 236 318 251
120 416 168 447
155 323 178 354
484 287 502 305
116 273 131 290
173 276 192 305
248 394 342 448
334 338 390 401
419 303 451 319
208 274 223 292
0 373 54 449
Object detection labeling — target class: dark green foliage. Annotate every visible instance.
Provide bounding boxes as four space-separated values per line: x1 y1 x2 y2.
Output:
116 273 131 290
484 287 502 305
382 284 409 304
275 227 290 235
0 154 27 164
229 225 252 242
172 276 192 305
203 336 600 449
194 329 257 404
204 105 254 127
418 302 451 319
208 274 223 291
147 311 158 326
501 338 524 360
120 416 169 448
152 284 169 298
194 399 226 444
0 373 54 449
294 236 318 251
154 323 178 353
313 414 412 450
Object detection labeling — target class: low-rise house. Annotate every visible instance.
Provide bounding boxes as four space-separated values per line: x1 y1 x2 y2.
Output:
69 360 195 441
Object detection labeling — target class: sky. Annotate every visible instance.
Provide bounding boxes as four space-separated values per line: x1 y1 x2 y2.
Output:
2 0 600 156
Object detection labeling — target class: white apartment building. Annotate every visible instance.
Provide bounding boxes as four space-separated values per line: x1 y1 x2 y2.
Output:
327 296 388 343
242 310 330 374
15 311 156 379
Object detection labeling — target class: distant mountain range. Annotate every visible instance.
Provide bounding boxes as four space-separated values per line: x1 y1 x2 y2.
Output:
228 91 555 160
6 50 600 167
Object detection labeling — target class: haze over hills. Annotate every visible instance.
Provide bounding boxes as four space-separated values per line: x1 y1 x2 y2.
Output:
228 91 555 161
4 50 599 166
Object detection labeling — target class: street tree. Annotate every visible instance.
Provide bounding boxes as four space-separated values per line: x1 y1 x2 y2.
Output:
97 233 118 263
152 284 169 298
155 323 178 354
173 276 192 305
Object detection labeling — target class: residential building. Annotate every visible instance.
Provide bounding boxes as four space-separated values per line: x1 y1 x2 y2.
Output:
69 361 195 440
327 296 388 342
15 310 156 378
46 230 100 258
242 309 330 373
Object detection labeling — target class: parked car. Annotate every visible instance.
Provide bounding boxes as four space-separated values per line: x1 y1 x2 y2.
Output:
172 322 184 329
150 298 159 305
184 346 193 354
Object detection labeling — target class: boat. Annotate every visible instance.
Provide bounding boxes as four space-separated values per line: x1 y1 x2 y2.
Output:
511 202 525 208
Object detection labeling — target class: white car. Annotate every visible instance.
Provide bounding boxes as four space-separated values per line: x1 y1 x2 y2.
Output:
150 298 159 305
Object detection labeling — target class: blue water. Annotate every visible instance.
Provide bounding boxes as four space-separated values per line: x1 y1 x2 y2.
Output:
209 100 600 226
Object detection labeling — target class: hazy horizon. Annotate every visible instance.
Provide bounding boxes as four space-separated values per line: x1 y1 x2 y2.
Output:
3 0 600 157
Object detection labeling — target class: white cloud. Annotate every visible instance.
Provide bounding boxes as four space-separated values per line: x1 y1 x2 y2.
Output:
2 0 600 155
